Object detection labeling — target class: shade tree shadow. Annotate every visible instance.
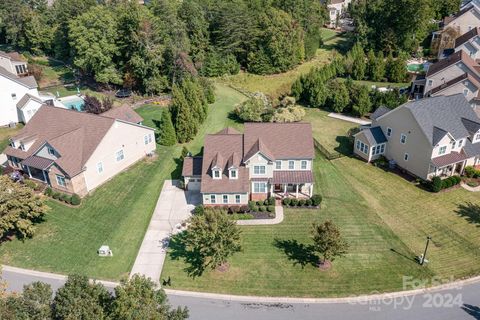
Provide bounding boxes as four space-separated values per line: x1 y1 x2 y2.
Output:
168 231 206 278
273 238 318 268
334 135 353 156
455 202 480 227
462 304 480 319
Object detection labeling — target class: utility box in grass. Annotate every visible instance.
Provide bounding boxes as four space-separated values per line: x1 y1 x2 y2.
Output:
98 245 113 257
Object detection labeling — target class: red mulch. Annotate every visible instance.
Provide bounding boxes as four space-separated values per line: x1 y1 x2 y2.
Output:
216 262 230 273
318 260 332 271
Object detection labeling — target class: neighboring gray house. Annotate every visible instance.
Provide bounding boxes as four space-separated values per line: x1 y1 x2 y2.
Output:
354 94 480 180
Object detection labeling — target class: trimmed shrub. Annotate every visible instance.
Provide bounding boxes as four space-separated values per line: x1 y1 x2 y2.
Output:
258 206 266 212
251 206 259 212
298 199 306 206
60 194 70 202
282 198 291 206
44 187 53 196
311 194 322 206
256 201 263 206
52 192 61 200
442 178 452 189
240 205 250 213
453 175 461 184
193 205 205 215
268 196 276 206
290 198 299 206
263 199 269 206
431 176 442 193
305 198 312 206
229 205 241 214
465 166 476 178
70 194 81 206
248 201 256 210
267 206 275 212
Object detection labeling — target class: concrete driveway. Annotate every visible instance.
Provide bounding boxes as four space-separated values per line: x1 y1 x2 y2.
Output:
130 180 201 284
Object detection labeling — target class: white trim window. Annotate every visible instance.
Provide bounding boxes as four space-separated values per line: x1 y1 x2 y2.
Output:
475 133 480 142
301 160 307 170
439 146 447 155
253 165 266 175
148 133 153 143
213 169 221 179
223 194 228 204
404 153 409 161
47 147 55 156
253 182 267 193
275 160 282 170
372 144 385 156
210 194 216 204
428 79 433 87
144 135 149 145
400 134 407 144
116 149 125 162
386 127 392 137
235 194 241 204
229 169 237 179
56 175 66 187
356 140 368 154
288 160 295 170
97 162 103 174
458 139 463 148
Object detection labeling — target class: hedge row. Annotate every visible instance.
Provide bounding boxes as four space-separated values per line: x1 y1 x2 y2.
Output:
282 194 322 207
44 187 81 206
430 176 461 193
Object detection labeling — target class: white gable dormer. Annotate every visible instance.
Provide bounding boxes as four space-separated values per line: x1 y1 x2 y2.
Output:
228 167 238 179
473 130 480 143
35 142 59 160
212 166 222 179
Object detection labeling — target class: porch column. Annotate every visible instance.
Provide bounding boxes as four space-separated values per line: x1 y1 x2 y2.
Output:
284 184 287 197
42 170 48 183
296 184 299 198
26 166 32 178
460 161 467 175
309 184 313 197
270 184 273 197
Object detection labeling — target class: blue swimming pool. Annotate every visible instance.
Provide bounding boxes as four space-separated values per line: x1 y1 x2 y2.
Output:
60 96 85 111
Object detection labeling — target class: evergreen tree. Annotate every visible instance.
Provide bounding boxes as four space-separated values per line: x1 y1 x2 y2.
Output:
327 79 350 113
170 83 198 143
351 85 372 117
158 109 177 146
387 53 408 83
350 42 366 80
372 51 386 82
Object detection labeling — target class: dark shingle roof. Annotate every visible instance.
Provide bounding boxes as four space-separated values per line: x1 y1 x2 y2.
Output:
182 156 203 176
0 66 37 88
362 126 387 145
455 27 480 47
371 106 391 121
404 94 479 146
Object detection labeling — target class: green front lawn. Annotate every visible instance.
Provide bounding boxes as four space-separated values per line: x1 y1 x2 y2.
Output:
0 83 246 280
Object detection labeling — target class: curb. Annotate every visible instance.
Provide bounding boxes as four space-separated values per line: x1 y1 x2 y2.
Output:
164 275 480 304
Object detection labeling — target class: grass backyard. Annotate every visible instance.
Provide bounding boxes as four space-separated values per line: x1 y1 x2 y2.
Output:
0 84 246 280
0 125 23 152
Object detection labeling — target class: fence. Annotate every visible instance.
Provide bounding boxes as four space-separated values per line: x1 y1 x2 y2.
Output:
313 138 346 160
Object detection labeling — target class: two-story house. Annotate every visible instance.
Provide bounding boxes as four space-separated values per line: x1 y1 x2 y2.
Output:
324 0 351 29
354 94 480 180
431 0 480 56
182 123 315 206
421 50 480 108
4 105 155 196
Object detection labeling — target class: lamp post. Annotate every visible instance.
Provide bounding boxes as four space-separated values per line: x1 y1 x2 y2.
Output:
421 236 431 265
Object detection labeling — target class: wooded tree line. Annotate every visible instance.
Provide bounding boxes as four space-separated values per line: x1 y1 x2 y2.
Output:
349 0 462 54
291 51 408 117
0 0 328 93
0 273 188 320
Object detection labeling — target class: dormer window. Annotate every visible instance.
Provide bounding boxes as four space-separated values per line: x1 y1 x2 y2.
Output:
475 133 480 141
458 139 463 147
229 168 237 179
439 146 447 155
47 147 55 155
213 169 221 179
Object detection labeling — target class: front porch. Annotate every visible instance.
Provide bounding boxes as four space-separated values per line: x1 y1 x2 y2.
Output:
272 183 312 199
271 170 314 199
430 152 468 179
20 155 53 185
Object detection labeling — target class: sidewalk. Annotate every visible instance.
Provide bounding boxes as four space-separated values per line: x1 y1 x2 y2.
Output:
460 181 480 192
328 113 371 125
130 180 200 284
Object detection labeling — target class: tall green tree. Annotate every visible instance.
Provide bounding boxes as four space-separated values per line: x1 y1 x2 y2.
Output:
351 84 372 117
182 208 242 276
69 5 122 85
179 0 210 67
170 83 198 143
311 220 349 264
327 79 350 113
372 51 386 82
0 176 49 239
111 275 188 320
158 109 177 146
387 52 408 83
53 274 112 320
349 43 366 80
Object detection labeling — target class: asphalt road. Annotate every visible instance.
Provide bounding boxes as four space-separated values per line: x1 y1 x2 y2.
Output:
4 268 480 320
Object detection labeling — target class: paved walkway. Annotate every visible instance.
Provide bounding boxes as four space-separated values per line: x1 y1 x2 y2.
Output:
460 181 480 192
130 180 201 284
328 113 371 125
236 206 284 225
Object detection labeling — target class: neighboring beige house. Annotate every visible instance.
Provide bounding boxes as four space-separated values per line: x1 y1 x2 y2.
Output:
182 123 315 206
420 50 480 108
354 94 480 180
324 0 351 29
4 105 155 196
431 1 480 56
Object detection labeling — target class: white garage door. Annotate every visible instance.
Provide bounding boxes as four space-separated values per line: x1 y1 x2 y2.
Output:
188 178 201 190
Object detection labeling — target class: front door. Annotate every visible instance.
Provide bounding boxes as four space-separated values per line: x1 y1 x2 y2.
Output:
274 184 282 192
455 162 463 174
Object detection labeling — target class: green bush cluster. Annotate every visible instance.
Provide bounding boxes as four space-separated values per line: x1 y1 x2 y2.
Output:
282 194 322 207
430 176 461 193
44 188 81 206
464 166 480 178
